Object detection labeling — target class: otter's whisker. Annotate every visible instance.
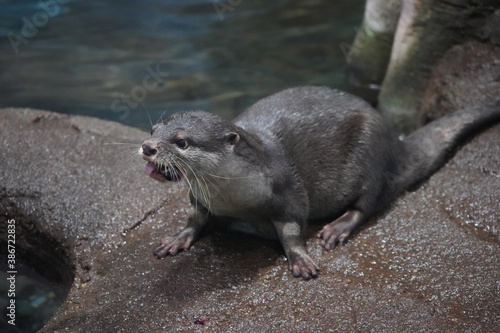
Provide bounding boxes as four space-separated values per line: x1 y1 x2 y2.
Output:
205 173 253 181
119 160 147 176
104 142 139 146
106 148 144 169
113 146 142 159
158 104 171 125
171 159 196 207
142 102 153 128
104 142 141 155
175 157 212 212
199 175 211 207
203 174 228 204
189 166 210 208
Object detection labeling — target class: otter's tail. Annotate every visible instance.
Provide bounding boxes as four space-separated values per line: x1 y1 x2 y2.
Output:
396 101 500 191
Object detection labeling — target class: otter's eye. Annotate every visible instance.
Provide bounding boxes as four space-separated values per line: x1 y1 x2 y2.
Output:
175 138 189 149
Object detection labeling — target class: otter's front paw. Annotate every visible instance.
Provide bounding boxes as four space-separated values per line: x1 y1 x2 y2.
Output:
154 228 195 258
288 253 320 280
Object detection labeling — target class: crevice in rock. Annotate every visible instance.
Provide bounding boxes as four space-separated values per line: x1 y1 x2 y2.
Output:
121 198 170 235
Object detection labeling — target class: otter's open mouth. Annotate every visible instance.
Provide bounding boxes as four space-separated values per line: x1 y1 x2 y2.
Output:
144 162 183 182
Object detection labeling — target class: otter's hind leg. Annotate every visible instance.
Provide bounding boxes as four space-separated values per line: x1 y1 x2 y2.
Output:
317 210 365 250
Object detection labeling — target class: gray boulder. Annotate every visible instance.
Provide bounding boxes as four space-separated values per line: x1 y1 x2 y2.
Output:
1 108 498 332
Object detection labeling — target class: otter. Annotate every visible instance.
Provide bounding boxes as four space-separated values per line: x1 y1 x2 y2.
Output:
140 86 500 279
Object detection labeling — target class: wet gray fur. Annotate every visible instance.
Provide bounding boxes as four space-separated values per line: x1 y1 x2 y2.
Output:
142 86 500 279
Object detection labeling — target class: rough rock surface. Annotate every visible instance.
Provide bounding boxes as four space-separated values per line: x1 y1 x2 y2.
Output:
422 41 500 121
1 108 499 332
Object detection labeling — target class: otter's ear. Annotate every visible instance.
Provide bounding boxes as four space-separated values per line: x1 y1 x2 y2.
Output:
225 132 240 146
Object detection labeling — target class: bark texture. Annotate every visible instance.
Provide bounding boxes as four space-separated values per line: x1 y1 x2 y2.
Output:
351 0 499 134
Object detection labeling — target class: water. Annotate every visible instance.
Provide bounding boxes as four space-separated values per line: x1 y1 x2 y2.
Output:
0 263 70 332
0 233 74 333
0 0 364 130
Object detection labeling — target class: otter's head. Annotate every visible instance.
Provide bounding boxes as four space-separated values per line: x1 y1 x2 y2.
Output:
140 111 240 183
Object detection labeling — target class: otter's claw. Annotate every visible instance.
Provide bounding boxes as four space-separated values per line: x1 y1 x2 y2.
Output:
154 228 195 258
317 224 351 250
288 253 320 280
317 210 364 250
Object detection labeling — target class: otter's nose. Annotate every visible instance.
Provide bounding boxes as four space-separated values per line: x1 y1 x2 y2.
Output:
142 144 157 157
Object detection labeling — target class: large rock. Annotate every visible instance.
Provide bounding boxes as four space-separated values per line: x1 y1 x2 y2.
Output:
1 108 499 332
421 41 500 120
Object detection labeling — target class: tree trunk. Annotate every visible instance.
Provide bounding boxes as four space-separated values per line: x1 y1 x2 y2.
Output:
352 0 499 134
345 0 401 93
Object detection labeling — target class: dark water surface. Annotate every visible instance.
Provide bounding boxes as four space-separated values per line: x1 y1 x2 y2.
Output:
1 0 364 130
